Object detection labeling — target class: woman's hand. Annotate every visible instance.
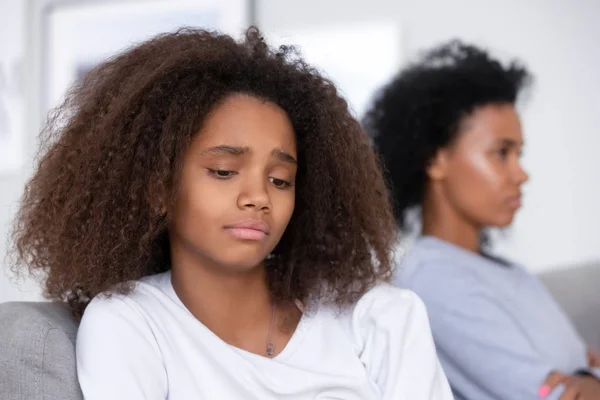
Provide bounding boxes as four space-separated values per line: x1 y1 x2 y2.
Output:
588 349 600 368
575 375 600 399
540 371 600 399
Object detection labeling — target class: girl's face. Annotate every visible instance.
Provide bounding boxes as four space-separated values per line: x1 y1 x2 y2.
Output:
169 93 297 272
429 103 529 229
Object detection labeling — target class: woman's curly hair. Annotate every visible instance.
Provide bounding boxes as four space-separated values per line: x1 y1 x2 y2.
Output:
9 27 396 318
364 39 532 230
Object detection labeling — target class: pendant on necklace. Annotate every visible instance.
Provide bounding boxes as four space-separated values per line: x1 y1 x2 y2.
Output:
266 342 275 357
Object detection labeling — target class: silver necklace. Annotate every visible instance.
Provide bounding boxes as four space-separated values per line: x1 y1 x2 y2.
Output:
266 303 276 357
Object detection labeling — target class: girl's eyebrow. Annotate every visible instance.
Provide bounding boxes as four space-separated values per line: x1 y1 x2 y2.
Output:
199 146 297 165
272 149 297 165
199 145 249 156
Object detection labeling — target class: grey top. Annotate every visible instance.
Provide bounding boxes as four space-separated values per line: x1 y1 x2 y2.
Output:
395 236 598 400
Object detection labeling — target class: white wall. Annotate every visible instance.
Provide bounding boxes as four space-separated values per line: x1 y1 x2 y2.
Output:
1 0 599 302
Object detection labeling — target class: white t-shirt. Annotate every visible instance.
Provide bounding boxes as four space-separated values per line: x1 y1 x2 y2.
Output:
76 271 453 399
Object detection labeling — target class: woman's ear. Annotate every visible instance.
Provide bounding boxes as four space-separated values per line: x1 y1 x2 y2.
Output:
426 149 449 181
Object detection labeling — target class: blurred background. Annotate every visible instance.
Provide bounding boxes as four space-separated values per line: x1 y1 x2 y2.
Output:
1 0 599 303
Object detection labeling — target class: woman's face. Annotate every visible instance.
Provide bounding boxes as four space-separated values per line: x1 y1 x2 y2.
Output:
169 93 297 272
431 103 529 229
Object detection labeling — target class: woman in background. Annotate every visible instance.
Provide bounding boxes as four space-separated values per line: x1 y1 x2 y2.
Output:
365 40 600 400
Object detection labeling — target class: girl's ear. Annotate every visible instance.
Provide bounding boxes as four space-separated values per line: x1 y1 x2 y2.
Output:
154 195 169 218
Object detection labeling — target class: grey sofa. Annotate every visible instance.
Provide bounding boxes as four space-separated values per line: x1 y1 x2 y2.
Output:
0 301 82 399
1 264 599 399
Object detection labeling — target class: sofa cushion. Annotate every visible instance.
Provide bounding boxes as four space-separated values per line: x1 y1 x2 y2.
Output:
539 262 600 351
0 301 82 400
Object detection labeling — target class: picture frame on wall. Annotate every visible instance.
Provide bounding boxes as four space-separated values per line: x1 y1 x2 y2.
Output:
28 0 253 140
0 1 25 175
0 53 23 174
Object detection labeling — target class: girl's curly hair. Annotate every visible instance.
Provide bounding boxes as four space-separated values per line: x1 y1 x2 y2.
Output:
9 27 396 318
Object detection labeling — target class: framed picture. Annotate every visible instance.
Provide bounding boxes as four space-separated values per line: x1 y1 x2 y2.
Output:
27 0 253 142
0 1 25 175
0 53 23 174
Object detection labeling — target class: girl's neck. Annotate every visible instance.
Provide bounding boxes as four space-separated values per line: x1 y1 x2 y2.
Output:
170 249 274 347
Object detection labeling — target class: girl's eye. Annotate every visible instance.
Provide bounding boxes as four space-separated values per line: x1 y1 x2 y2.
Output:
269 177 293 189
208 169 237 179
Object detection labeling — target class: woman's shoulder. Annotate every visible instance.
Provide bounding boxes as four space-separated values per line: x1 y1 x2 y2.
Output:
396 237 493 287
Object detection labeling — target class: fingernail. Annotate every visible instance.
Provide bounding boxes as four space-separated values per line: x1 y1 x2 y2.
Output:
538 386 550 397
